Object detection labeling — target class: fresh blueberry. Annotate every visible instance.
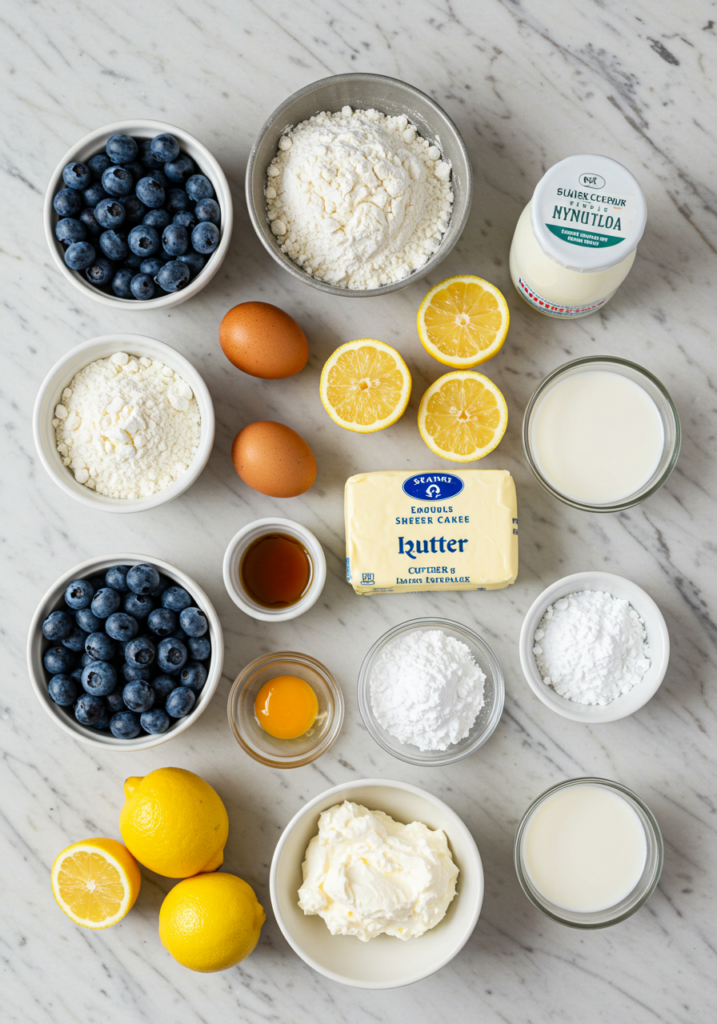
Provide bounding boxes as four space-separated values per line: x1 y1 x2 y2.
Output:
85 256 114 287
62 627 89 653
69 664 84 684
48 674 80 707
122 680 155 713
173 210 198 232
76 607 103 632
62 161 92 191
130 273 155 300
79 207 102 237
147 607 177 638
85 631 116 661
121 194 148 225
152 675 178 704
54 188 83 217
164 154 195 183
111 268 134 298
105 565 130 591
139 139 165 167
102 165 134 197
192 221 219 255
125 635 156 667
64 241 96 271
127 223 160 257
194 197 221 224
162 224 188 256
105 612 139 642
124 252 144 270
155 260 190 292
150 133 180 163
165 188 190 216
82 660 117 696
140 708 171 734
106 690 125 713
179 606 208 637
80 652 97 668
91 708 111 730
185 174 214 202
187 636 211 661
180 660 207 693
88 153 112 179
122 159 145 181
110 710 141 739
95 198 126 230
106 134 138 165
91 587 121 619
139 256 165 277
121 663 152 683
123 592 153 619
126 563 160 595
177 252 205 279
42 609 73 641
143 208 171 230
75 694 105 726
65 579 94 609
161 586 192 612
165 686 195 718
55 218 86 245
157 637 188 674
99 229 129 261
136 176 166 209
82 182 108 207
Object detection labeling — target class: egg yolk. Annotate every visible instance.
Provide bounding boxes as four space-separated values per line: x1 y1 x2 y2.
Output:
254 675 319 739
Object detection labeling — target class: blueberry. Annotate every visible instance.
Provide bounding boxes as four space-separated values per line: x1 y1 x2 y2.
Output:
161 586 192 612
42 609 73 641
62 161 92 191
110 710 141 739
151 133 181 163
152 675 178 704
127 563 160 595
105 612 139 642
106 690 126 713
83 182 108 207
101 165 133 197
95 198 126 230
106 134 138 165
150 575 171 598
48 674 80 707
127 223 160 257
111 268 134 298
188 636 211 661
139 256 165 277
99 229 129 261
122 160 145 181
55 218 86 245
105 565 130 592
75 694 105 726
155 260 190 292
143 208 171 230
136 176 166 209
185 174 214 202
121 663 152 683
91 587 121 619
64 241 96 271
194 197 221 224
129 273 154 300
62 627 89 653
123 592 153 619
165 188 190 216
124 252 144 270
173 210 198 232
125 635 156 667
88 153 112 179
85 631 116 661
80 652 97 668
157 637 187 674
147 607 177 637
162 223 188 256
85 256 114 287
164 154 195 183
165 686 195 718
122 680 155 713
79 207 102 236
140 708 171 734
179 606 208 637
91 708 111 731
139 139 165 168
81 660 117 696
180 660 207 693
54 188 83 217
121 194 148 225
192 222 219 255
177 252 205 279
76 607 103 632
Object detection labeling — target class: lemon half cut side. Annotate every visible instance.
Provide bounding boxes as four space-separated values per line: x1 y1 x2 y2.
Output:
51 837 141 929
418 370 508 462
320 338 412 432
417 275 509 367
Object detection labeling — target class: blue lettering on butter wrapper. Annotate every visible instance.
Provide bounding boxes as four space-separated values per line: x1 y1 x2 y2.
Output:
402 473 464 501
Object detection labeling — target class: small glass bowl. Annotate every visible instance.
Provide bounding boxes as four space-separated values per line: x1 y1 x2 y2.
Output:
523 356 681 512
514 777 664 928
227 651 344 768
357 617 505 767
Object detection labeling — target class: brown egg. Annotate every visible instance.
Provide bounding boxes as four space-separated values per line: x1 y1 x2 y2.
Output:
219 301 309 379
231 421 317 497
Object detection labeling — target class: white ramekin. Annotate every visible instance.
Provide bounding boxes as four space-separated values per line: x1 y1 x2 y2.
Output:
27 553 224 751
222 518 326 622
518 571 670 723
33 334 215 514
44 118 233 309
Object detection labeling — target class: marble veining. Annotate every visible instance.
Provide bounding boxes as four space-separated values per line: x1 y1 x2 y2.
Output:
1 1 716 1022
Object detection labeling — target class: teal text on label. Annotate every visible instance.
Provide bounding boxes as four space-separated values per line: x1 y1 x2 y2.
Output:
546 224 624 248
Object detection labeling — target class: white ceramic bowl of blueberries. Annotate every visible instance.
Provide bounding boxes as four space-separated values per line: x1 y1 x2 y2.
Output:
27 554 224 749
44 118 233 308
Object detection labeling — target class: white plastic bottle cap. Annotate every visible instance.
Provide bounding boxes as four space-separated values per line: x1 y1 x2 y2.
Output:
531 155 647 273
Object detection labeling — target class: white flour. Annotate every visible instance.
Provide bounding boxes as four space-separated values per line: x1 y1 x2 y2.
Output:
370 629 485 751
533 590 651 705
53 352 201 499
265 106 453 289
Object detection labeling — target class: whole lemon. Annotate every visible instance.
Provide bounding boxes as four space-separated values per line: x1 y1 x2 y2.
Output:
159 872 265 972
119 768 229 878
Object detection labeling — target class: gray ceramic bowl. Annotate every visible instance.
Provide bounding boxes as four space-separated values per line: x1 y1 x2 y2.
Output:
246 73 473 297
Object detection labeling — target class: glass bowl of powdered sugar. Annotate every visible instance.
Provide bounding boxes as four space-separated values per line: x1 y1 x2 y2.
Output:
357 617 505 767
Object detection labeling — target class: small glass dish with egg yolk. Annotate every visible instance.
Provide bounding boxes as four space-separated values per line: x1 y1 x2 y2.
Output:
227 652 344 768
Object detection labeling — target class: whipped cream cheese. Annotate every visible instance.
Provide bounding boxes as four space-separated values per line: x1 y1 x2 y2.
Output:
297 800 459 941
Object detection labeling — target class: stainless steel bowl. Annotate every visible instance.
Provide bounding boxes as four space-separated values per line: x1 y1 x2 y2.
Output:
246 73 473 297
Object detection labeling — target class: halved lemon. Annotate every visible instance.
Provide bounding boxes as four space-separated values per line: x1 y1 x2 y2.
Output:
417 275 509 367
320 339 411 432
418 370 508 462
51 838 141 929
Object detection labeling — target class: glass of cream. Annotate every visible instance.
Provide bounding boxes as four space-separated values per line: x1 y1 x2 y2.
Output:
514 778 663 928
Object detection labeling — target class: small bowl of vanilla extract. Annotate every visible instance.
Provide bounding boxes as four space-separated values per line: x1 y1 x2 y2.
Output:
222 518 327 621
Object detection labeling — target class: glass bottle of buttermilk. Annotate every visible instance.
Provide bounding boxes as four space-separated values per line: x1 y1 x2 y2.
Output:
509 155 647 318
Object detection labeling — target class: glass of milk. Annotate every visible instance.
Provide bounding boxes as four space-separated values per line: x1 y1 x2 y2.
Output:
523 356 680 512
514 778 663 927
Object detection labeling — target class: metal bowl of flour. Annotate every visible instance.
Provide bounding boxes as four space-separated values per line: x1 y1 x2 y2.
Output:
246 73 473 297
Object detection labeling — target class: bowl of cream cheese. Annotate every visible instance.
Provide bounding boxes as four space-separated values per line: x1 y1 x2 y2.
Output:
270 778 483 989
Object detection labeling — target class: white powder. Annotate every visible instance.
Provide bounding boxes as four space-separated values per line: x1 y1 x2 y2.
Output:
265 106 453 289
533 590 651 705
53 352 201 499
370 629 486 751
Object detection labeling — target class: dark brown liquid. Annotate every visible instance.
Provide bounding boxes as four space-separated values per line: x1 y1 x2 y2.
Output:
240 533 312 608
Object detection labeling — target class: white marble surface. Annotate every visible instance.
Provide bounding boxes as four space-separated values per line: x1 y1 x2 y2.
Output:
2 1 716 1021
